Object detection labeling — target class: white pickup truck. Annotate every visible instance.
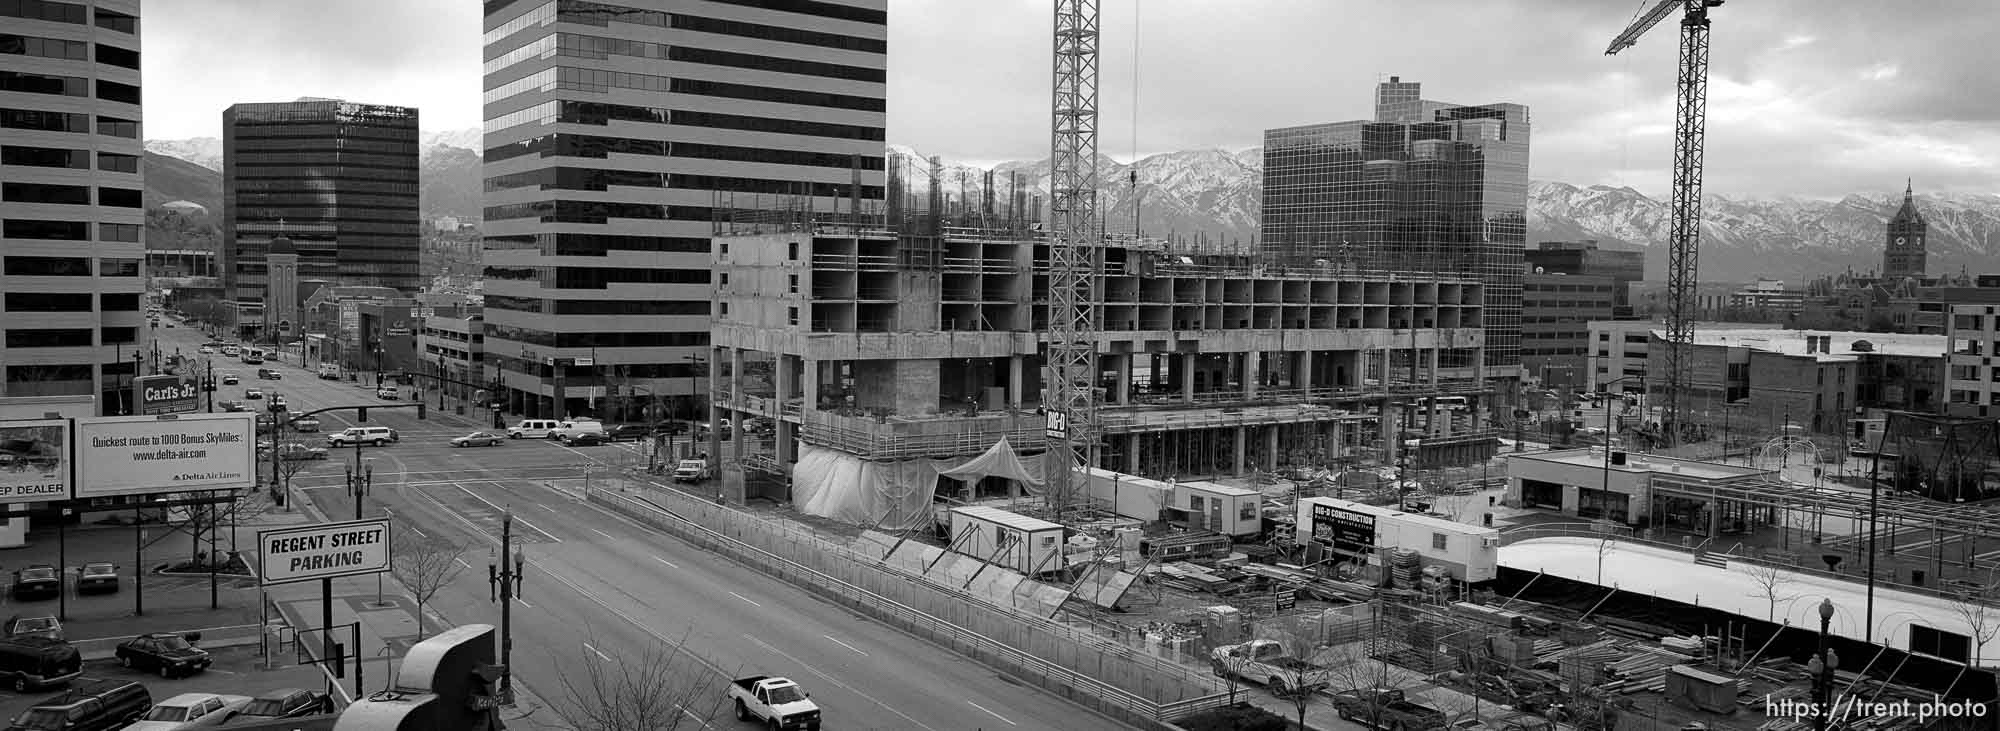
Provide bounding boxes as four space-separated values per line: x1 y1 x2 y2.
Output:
672 458 712 483
1211 639 1326 695
728 675 820 730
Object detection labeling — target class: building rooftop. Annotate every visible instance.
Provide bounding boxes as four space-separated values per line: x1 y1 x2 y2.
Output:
1671 328 1945 361
1513 448 1775 481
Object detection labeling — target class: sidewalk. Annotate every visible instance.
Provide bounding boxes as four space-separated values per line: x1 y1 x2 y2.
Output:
285 480 559 728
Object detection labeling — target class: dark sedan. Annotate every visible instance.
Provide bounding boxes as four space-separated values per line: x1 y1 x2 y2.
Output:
606 424 653 442
9 565 59 601
562 432 606 447
231 688 333 720
115 632 212 678
76 562 119 595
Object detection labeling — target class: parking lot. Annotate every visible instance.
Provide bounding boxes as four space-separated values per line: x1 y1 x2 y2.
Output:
0 643 335 725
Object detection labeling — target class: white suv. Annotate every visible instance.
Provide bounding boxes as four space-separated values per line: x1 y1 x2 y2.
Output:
327 426 399 447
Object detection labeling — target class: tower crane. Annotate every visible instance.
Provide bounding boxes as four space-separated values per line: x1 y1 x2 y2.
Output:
1045 0 1102 522
1605 0 1723 447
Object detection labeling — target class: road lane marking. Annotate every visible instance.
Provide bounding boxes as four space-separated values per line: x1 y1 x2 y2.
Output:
537 503 556 512
517 598 534 609
410 527 428 538
968 700 1016 726
453 484 562 542
582 643 613 662
823 635 868 656
740 635 938 731
591 528 615 540
729 591 761 607
652 556 679 569
455 558 472 569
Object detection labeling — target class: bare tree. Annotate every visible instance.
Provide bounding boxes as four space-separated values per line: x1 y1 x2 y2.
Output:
1743 564 1799 623
1951 584 2000 666
1320 640 1429 731
1595 535 1616 585
389 532 469 641
552 630 731 731
1257 616 1335 731
1209 642 1255 707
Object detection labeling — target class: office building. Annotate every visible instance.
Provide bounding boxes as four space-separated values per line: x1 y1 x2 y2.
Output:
0 0 147 413
480 0 888 420
1261 76 1530 376
1521 270 1613 389
1524 240 1643 317
222 99 421 339
1945 304 2000 418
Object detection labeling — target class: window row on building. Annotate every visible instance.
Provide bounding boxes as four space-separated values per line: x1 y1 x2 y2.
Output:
483 131 883 170
0 0 135 32
484 98 883 142
0 183 140 206
483 165 882 198
1 107 137 136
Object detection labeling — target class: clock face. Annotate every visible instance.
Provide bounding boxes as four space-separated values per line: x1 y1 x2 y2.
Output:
1895 237 1907 246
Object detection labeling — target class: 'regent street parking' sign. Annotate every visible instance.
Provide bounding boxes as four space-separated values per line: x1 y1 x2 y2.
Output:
257 519 392 586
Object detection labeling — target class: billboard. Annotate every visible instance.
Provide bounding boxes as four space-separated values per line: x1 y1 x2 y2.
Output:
1310 502 1378 558
0 419 71 505
75 413 256 498
136 375 200 415
258 519 391 586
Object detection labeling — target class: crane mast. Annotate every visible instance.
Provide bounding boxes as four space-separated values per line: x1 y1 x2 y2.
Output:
1606 0 1722 447
1045 0 1102 522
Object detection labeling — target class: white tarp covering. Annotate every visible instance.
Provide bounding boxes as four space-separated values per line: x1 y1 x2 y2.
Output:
792 438 1046 530
937 436 1045 491
792 445 940 530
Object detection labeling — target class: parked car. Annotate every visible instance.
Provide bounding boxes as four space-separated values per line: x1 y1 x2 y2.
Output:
228 688 332 721
4 616 61 641
326 427 398 448
653 420 691 435
255 369 281 380
290 416 321 432
5 678 150 731
449 432 504 448
216 401 245 413
672 459 712 483
375 386 400 401
742 417 776 435
606 424 653 442
273 443 328 461
114 633 212 679
219 373 239 385
1329 687 1447 730
10 566 59 601
124 692 249 730
0 636 81 693
75 563 118 595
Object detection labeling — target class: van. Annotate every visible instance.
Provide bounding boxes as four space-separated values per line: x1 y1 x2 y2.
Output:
326 427 398 448
5 678 149 731
552 420 607 445
316 364 340 380
0 637 80 692
507 419 562 440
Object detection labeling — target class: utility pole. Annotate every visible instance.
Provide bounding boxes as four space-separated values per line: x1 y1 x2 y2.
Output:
489 515 526 704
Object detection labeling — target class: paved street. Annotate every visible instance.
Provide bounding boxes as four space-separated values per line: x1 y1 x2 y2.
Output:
157 322 1127 730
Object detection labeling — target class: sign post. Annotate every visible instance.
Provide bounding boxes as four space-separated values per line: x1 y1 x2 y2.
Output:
257 518 391 698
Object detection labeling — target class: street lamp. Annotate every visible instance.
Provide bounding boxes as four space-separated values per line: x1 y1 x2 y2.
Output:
1808 598 1841 731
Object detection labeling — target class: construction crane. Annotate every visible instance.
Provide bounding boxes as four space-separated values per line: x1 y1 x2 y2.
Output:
1044 0 1102 522
1605 0 1723 447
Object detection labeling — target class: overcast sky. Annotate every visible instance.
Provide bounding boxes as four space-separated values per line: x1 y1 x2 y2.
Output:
144 0 2000 200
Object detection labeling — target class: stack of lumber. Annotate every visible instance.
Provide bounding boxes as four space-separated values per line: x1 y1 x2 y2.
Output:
1389 548 1422 588
1597 646 1698 695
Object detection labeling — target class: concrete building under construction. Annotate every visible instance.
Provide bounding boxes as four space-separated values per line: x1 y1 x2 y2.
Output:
704 168 1502 515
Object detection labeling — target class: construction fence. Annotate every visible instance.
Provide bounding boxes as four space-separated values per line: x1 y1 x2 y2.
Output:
584 472 1233 727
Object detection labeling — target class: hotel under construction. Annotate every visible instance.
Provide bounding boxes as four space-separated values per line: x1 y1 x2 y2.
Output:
706 162 1502 502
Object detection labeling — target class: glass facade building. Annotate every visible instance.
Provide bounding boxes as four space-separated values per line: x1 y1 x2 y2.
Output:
222 99 421 338
480 0 887 420
0 0 147 413
1261 77 1529 371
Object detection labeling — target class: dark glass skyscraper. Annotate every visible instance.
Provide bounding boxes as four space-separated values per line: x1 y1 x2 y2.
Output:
222 99 420 338
1261 77 1529 371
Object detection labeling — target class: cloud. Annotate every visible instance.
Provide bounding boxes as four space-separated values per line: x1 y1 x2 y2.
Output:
140 0 2000 198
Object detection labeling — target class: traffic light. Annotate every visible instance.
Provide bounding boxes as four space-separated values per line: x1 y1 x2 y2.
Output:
356 408 368 423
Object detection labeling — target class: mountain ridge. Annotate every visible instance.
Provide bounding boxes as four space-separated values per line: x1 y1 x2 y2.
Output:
141 129 2000 282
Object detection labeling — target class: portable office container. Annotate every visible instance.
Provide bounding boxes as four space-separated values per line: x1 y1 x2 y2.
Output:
948 506 1067 575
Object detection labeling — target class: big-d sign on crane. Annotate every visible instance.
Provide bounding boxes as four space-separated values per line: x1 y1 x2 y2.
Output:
1606 0 1723 447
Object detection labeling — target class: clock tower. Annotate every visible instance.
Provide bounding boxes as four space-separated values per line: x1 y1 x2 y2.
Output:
1881 179 1928 279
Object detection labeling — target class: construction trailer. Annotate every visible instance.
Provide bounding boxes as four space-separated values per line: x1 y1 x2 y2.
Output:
948 506 1067 576
1295 497 1499 581
1170 480 1262 538
1077 467 1174 522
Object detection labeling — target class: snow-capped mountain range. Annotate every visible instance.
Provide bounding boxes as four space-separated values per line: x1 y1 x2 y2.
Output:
142 128 2000 283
